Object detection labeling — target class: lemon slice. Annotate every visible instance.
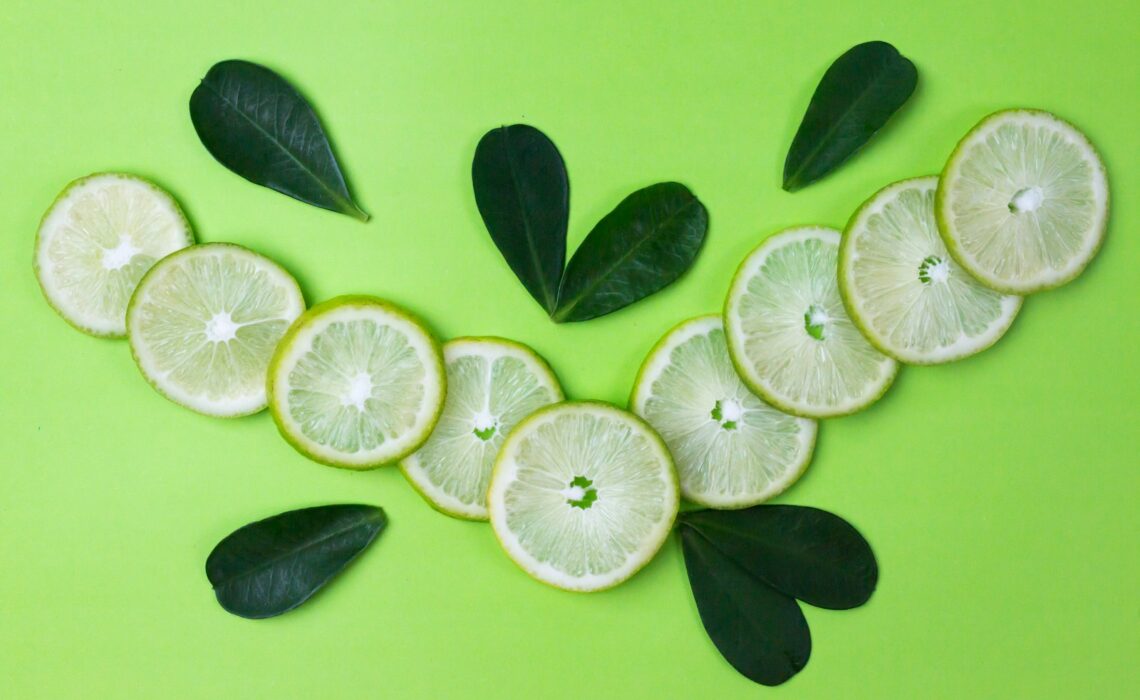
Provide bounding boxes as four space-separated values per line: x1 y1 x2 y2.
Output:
936 109 1109 294
724 226 898 418
487 402 678 592
35 173 193 337
631 315 816 508
400 338 563 520
268 296 445 469
127 243 304 416
840 176 1023 364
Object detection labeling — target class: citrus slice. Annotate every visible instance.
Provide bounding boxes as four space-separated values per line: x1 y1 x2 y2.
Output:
724 226 898 418
35 173 194 337
936 109 1109 294
840 176 1023 364
268 296 445 469
127 243 305 417
400 338 563 520
630 315 816 508
487 401 679 592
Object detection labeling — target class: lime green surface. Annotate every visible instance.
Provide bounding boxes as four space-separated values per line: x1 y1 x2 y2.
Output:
1 1 1137 697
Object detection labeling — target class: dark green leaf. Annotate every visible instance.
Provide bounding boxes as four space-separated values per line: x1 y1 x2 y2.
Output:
680 525 811 686
205 504 386 619
783 41 917 191
553 182 708 322
190 60 369 220
679 505 877 610
472 125 568 313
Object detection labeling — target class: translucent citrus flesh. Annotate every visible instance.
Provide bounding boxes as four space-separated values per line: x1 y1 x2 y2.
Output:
128 244 304 416
488 403 678 591
726 227 897 417
632 316 816 508
401 339 562 519
842 177 1021 363
270 298 444 468
938 110 1108 292
36 173 192 336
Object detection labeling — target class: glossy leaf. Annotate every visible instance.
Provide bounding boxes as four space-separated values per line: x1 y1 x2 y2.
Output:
206 504 386 619
783 41 917 191
679 505 877 610
190 59 369 220
553 182 707 322
472 124 568 313
680 525 811 686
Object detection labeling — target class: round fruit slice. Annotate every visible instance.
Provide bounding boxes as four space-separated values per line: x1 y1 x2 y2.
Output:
840 176 1023 364
128 243 305 417
936 109 1109 294
724 226 897 418
268 296 445 469
487 401 678 592
631 315 816 508
35 173 194 337
400 338 563 520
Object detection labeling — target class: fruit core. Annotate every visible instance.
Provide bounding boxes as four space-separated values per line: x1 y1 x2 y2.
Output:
1008 186 1045 214
564 475 598 510
472 411 498 441
102 235 140 270
204 311 238 343
918 255 950 284
711 398 742 430
804 304 829 341
342 372 373 411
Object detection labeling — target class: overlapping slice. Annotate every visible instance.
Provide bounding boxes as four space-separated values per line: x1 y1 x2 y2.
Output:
35 173 194 336
724 227 897 418
840 177 1022 364
488 402 678 591
268 296 445 469
401 338 563 519
631 316 816 508
936 109 1109 294
128 243 304 416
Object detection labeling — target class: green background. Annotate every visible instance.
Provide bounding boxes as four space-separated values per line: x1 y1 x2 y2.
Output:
2 1 1137 697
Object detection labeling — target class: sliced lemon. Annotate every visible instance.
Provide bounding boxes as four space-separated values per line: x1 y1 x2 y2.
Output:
487 401 678 592
631 315 816 508
401 338 563 520
127 243 304 417
268 296 445 469
35 173 193 337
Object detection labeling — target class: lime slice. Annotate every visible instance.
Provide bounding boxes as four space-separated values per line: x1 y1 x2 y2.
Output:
34 173 194 337
400 338 563 520
487 401 678 591
631 315 816 508
127 243 304 417
840 176 1023 364
268 296 445 469
724 226 898 418
936 109 1109 294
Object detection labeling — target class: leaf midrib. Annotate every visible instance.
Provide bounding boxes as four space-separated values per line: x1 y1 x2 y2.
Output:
502 127 557 312
199 77 364 219
211 514 381 588
553 194 698 321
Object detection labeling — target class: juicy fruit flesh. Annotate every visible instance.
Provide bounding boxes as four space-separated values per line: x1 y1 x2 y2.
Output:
640 322 812 504
132 249 297 404
850 182 1013 356
501 410 673 580
287 319 428 454
41 177 189 332
409 349 559 512
947 119 1102 281
735 232 891 411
